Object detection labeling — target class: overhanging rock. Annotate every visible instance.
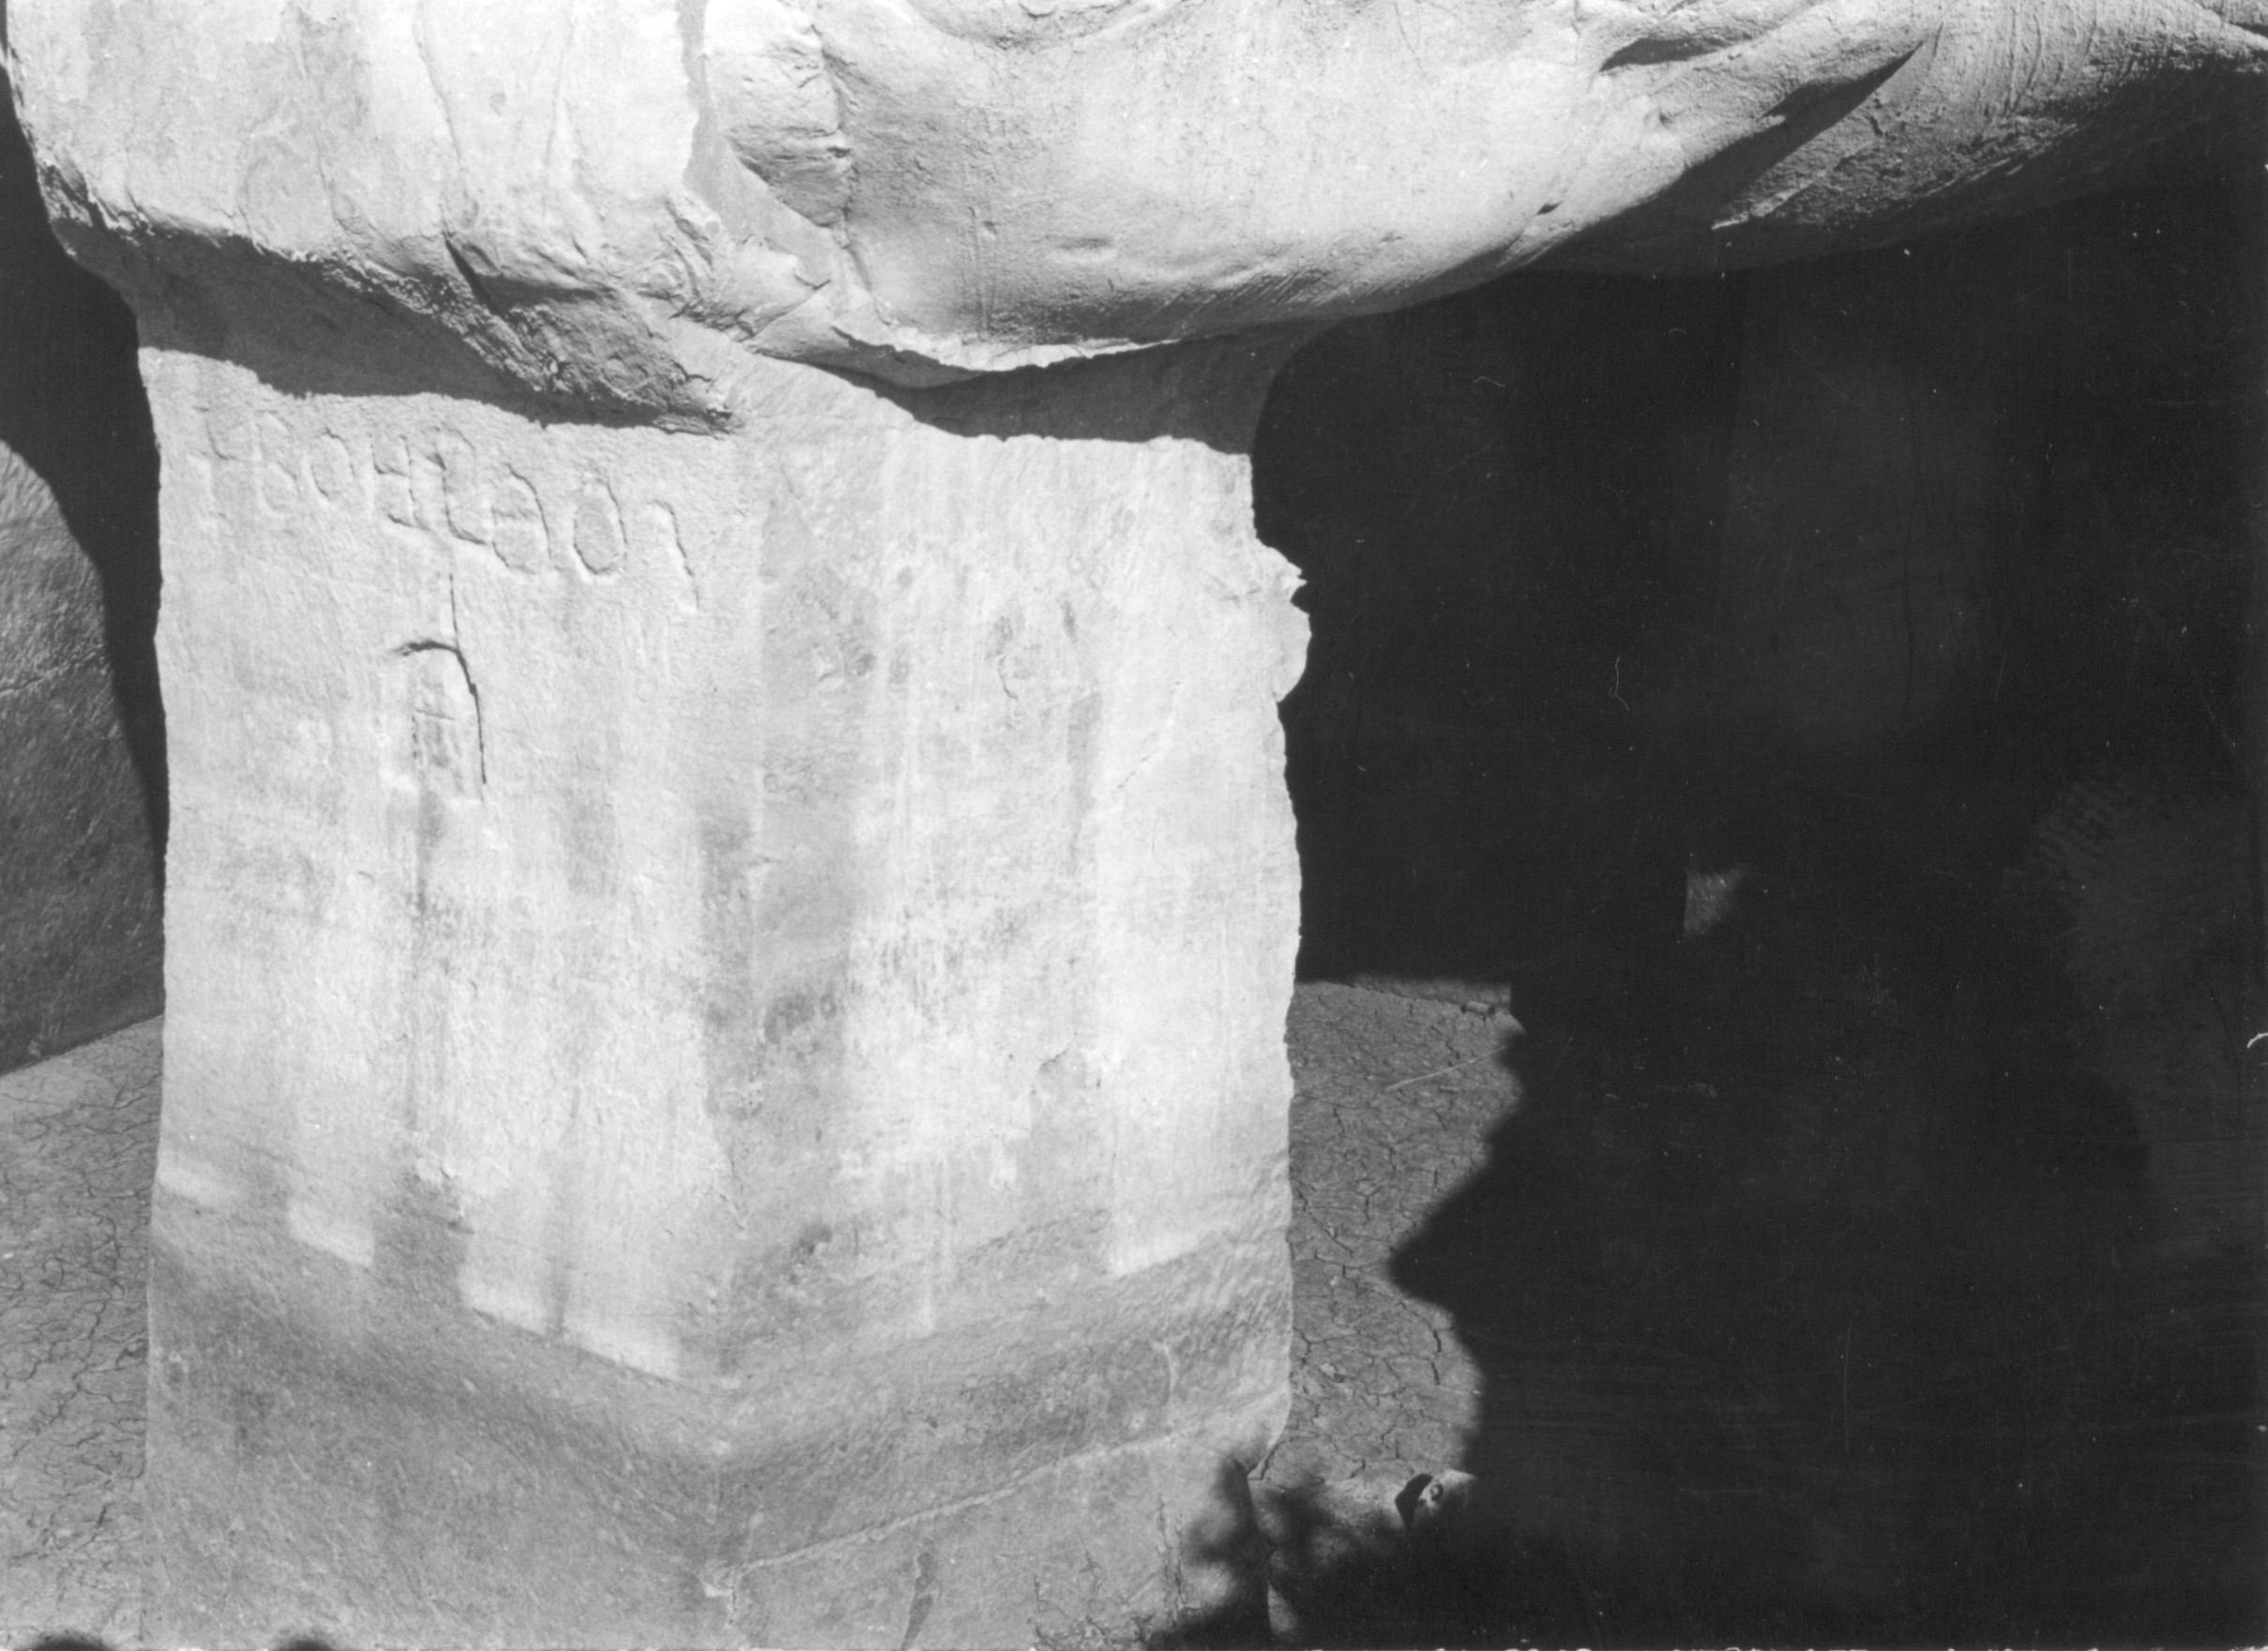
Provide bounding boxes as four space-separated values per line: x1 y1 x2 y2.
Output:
12 1 2264 405
5 2 2261 1644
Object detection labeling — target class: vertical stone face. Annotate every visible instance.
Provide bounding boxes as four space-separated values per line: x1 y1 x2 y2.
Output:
144 337 1303 1646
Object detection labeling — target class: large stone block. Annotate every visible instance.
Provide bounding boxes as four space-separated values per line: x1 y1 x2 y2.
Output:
141 334 1303 1645
14 1 2262 401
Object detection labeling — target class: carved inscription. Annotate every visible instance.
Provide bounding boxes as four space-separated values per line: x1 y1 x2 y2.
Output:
204 411 703 597
254 413 298 515
395 643 485 799
306 433 358 509
647 502 702 609
492 473 550 573
434 429 489 546
371 432 424 543
572 479 627 577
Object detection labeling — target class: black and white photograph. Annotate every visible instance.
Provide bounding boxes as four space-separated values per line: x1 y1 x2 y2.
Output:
2 2 2263 1646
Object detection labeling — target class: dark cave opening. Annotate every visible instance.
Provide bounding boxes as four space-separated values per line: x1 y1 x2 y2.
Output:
1246 123 2266 1647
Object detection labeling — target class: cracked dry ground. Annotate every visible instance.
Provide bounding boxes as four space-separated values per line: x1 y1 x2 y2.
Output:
29 977 2249 1648
1 993 1506 1648
1237 982 1528 1649
1263 981 1520 1496
1 1020 159 1648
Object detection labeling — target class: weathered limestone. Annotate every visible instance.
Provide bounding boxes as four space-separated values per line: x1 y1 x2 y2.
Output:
8 0 2264 1643
142 334 1301 1643
13 2 2264 405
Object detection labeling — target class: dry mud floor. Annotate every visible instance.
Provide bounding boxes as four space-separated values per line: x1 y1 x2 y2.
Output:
1245 850 2268 1647
1 1021 158 1648
6 950 2262 1648
9 992 1508 1651
0 998 1508 1650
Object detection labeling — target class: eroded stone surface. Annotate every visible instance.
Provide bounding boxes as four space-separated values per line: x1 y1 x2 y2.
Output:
138 335 1301 1646
0 65 165 1079
8 7 2259 1644
11 1 2262 403
0 445 162 1075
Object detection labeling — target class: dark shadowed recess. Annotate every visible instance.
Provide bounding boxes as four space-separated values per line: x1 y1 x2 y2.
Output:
0 31 167 858
1207 111 2267 1648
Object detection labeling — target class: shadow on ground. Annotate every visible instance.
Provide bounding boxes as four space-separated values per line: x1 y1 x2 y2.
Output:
1167 115 2268 1650
1414 849 2258 1646
1165 771 2263 1647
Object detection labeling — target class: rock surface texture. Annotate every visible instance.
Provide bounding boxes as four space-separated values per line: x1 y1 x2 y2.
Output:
0 446 160 1074
0 70 162 1076
6 1 2263 1645
0 1021 159 1649
12 1 2267 400
135 338 1302 1648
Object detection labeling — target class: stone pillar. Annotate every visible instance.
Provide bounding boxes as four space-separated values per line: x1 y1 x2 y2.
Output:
142 332 1303 1645
27 6 2254 1644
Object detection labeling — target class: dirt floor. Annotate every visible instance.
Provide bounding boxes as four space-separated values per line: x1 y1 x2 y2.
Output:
14 993 1511 1651
5 922 2261 1650
1243 768 2268 1648
1 1020 158 1648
